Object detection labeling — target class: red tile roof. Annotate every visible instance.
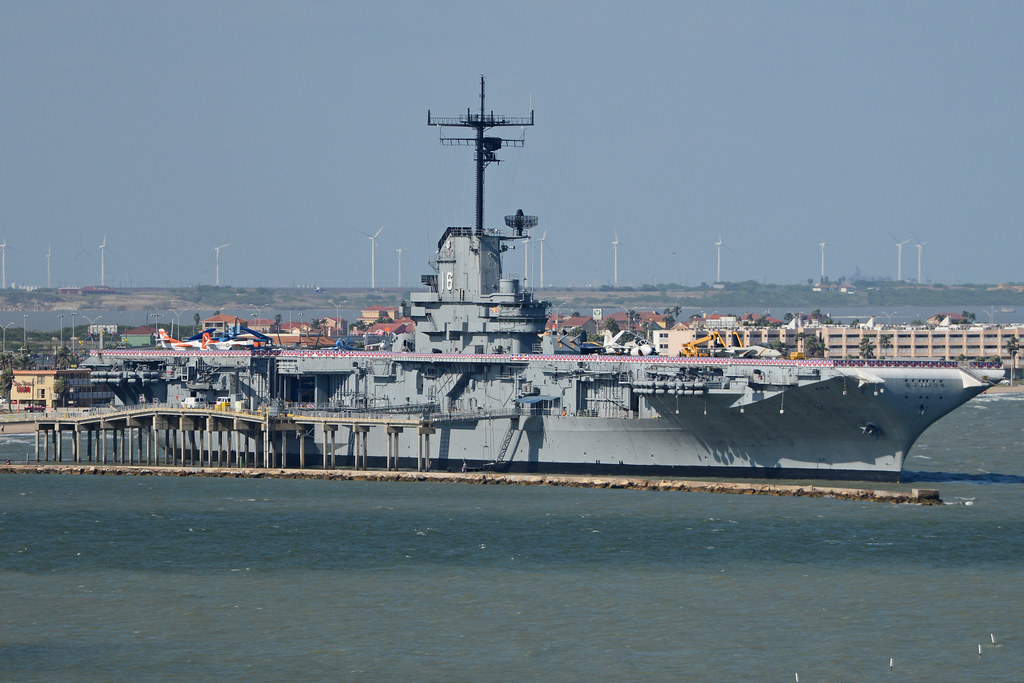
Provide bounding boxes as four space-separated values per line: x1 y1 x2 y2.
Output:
203 314 249 324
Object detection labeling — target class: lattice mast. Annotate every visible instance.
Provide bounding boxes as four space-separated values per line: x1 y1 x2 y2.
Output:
428 76 534 232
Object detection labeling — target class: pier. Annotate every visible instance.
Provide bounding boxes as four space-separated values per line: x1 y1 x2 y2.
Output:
20 405 438 472
2 406 942 504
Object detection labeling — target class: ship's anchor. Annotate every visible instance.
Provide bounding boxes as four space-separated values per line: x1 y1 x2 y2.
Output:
860 422 882 437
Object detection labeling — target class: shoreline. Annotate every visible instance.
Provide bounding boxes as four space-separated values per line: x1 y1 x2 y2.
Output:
0 463 942 504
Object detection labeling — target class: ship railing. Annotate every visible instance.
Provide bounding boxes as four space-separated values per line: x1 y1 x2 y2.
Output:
429 407 523 425
50 401 269 419
286 401 440 419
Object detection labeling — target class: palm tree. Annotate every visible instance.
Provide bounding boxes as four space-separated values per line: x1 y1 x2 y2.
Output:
55 345 76 369
858 336 876 359
311 317 326 349
799 333 825 358
878 334 893 358
626 309 638 332
1005 335 1019 385
0 368 12 405
53 377 68 408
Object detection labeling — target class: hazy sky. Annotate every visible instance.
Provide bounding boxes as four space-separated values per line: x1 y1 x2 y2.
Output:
2 2 1021 290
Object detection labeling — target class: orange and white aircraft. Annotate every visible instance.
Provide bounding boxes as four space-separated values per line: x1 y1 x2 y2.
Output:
157 329 209 350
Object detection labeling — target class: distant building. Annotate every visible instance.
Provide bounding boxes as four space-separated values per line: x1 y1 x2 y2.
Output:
202 314 249 334
546 315 597 336
737 313 784 326
248 318 275 333
321 316 348 336
366 319 415 336
652 320 1024 361
11 369 111 411
277 321 311 334
359 305 399 322
269 331 337 348
811 282 857 294
688 314 739 329
121 325 157 347
638 312 669 330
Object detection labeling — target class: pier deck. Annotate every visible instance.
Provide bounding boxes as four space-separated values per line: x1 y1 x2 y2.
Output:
21 405 435 472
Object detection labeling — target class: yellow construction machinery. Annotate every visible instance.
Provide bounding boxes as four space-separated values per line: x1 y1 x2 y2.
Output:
679 330 743 357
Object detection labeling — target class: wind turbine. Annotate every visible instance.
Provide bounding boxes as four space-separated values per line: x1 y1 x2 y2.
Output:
214 243 232 286
714 235 723 283
396 248 402 288
45 243 52 288
915 241 928 284
361 224 385 288
894 237 911 281
612 232 620 287
524 234 530 287
538 231 547 288
819 241 828 281
98 235 107 286
0 239 7 289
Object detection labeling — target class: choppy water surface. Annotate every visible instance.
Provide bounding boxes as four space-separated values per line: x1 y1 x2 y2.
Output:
2 396 1023 681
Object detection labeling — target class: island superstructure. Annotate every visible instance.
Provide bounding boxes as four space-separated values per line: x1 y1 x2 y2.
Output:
83 79 1003 481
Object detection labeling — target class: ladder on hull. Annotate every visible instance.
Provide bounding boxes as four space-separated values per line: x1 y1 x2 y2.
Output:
490 417 521 470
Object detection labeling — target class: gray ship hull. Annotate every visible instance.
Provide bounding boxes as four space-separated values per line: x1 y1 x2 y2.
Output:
88 349 1000 482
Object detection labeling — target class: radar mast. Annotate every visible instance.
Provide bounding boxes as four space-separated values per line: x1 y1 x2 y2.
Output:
428 76 534 232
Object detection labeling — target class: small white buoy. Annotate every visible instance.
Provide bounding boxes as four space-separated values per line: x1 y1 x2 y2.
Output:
991 633 996 644
889 657 893 671
794 674 799 682
978 643 983 657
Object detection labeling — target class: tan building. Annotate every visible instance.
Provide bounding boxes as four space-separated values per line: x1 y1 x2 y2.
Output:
202 314 249 334
11 369 109 411
654 323 1023 362
816 324 1023 361
359 306 399 322
321 316 348 336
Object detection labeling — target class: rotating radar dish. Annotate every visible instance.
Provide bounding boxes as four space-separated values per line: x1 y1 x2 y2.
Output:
504 208 539 236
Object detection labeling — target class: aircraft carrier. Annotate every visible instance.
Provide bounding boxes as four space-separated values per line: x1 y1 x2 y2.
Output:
83 79 1003 482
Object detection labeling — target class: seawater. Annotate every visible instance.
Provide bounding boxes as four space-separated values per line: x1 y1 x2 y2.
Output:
2 397 1023 681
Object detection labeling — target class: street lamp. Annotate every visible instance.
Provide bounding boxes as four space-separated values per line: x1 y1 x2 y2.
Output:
22 314 28 353
328 298 343 336
1 322 15 354
250 304 268 332
169 308 186 340
57 313 65 348
71 312 77 347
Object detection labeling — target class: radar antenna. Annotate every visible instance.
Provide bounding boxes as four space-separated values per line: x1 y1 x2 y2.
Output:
428 76 534 233
504 208 538 236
